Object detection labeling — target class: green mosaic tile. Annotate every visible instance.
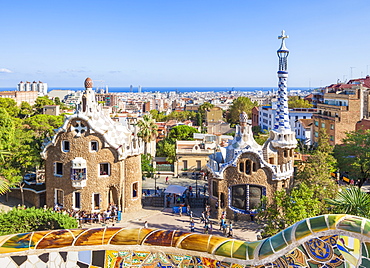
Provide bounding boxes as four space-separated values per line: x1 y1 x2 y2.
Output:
337 217 363 234
294 219 312 240
214 241 233 258
362 242 370 258
361 257 370 267
362 219 370 237
246 240 262 260
258 239 274 259
309 215 329 233
282 225 294 245
327 214 346 229
270 231 287 253
231 241 247 260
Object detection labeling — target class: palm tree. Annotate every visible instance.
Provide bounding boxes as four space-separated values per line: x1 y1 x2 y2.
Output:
137 114 158 155
325 186 370 218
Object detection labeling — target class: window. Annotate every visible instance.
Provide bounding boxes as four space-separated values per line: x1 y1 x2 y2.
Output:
196 160 201 170
54 162 63 176
245 160 251 175
314 121 319 127
74 192 81 209
321 123 325 128
231 184 264 213
330 135 334 141
239 162 244 172
183 160 188 170
55 189 64 207
91 141 98 152
330 124 334 130
99 163 110 176
93 193 100 210
62 141 70 152
132 182 138 198
212 181 218 197
284 150 288 157
315 131 319 137
252 162 257 172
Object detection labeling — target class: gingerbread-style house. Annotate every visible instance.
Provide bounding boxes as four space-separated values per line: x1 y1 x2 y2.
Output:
41 78 144 213
207 31 297 220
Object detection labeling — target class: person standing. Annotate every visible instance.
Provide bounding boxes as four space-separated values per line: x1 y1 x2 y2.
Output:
228 222 233 237
165 176 169 184
144 221 148 228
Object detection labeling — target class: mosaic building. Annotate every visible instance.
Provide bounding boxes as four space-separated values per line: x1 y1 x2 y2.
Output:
207 31 297 220
0 214 369 267
41 78 144 213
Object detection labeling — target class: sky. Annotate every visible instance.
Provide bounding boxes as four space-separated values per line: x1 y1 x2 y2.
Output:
0 0 369 88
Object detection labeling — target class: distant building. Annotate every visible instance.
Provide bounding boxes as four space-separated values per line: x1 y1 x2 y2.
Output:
205 107 223 124
18 81 48 96
43 105 60 116
312 84 368 145
0 90 38 106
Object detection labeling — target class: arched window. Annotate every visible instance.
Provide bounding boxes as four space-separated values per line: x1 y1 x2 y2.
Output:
230 184 264 213
239 162 244 173
245 160 251 175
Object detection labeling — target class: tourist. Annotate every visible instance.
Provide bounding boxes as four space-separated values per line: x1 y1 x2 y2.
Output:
166 194 171 207
165 176 169 184
228 222 233 237
190 219 195 232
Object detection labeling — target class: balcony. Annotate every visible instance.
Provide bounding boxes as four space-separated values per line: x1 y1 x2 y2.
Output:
71 179 87 189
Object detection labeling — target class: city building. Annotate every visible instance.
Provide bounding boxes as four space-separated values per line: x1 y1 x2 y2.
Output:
41 78 144 213
18 81 48 96
207 31 297 221
0 90 38 106
312 83 369 145
43 105 60 116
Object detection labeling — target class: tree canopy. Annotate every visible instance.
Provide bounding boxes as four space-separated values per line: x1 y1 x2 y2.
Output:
226 97 258 125
288 96 313 108
334 129 370 187
168 125 199 141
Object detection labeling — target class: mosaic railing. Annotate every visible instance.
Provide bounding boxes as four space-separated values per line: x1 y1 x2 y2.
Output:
1 214 370 267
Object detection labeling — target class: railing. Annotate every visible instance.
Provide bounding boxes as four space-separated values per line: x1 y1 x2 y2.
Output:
156 164 174 172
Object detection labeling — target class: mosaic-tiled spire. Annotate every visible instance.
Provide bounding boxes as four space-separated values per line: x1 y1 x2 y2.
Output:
274 30 291 131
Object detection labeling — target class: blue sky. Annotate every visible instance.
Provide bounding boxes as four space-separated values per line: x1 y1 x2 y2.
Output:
0 0 369 88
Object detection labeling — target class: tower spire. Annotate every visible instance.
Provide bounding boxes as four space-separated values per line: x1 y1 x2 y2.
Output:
274 30 291 131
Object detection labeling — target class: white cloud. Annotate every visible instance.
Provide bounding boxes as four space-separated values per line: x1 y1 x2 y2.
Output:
0 68 13 73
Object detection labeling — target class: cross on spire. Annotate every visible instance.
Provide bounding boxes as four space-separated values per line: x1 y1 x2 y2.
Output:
278 30 289 40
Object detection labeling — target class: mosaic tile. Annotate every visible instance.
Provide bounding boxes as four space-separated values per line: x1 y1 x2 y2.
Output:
178 233 210 252
327 214 346 229
281 225 293 245
215 240 233 258
337 217 363 234
269 231 287 253
294 219 312 240
36 230 75 249
258 239 274 259
143 229 174 247
78 250 91 264
309 215 329 233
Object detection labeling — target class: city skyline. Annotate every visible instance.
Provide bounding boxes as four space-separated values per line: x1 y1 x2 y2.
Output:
0 0 369 88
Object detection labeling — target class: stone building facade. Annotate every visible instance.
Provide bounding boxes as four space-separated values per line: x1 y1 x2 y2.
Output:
207 32 297 221
41 78 144 213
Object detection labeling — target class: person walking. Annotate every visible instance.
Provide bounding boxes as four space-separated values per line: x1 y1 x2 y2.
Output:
228 222 233 237
165 176 169 184
190 220 195 232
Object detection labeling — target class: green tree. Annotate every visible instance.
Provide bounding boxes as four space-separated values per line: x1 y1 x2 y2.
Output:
288 96 313 108
257 182 321 237
326 186 370 218
295 129 338 203
33 96 54 114
141 153 156 178
226 97 258 125
19 101 34 118
24 114 64 140
0 207 77 235
156 139 176 164
168 125 199 141
198 102 215 124
0 98 20 117
137 114 158 155
149 110 167 122
334 129 370 187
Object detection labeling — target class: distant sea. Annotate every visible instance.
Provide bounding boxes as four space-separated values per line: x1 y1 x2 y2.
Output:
0 87 311 93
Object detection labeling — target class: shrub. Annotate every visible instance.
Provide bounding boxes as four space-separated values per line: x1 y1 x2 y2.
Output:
0 207 78 235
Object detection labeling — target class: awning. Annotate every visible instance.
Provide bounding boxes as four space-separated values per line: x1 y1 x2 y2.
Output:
164 185 187 195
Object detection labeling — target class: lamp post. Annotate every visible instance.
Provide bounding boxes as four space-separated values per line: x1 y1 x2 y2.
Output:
154 174 158 196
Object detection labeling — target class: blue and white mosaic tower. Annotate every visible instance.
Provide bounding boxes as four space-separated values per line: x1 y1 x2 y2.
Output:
274 30 290 131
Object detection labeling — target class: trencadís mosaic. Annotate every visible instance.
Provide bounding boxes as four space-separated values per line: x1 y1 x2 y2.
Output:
1 214 370 267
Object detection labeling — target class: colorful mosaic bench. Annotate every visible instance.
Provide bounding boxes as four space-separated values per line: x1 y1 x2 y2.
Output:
1 214 370 267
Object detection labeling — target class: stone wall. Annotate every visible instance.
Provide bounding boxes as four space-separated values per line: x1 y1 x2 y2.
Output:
123 155 142 213
8 188 45 208
45 118 124 212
